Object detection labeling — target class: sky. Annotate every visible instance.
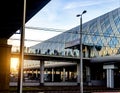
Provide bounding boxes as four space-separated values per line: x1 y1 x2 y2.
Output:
8 0 120 47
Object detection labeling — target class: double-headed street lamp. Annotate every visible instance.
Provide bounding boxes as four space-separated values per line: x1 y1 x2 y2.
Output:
76 10 87 93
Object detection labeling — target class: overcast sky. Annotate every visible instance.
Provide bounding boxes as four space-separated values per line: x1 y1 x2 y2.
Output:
9 0 120 47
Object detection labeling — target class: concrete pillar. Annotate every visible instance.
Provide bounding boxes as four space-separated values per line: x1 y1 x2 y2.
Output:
60 70 62 80
77 62 80 85
52 68 54 82
40 60 44 85
85 46 89 58
63 68 66 82
36 69 38 79
67 70 70 81
107 69 114 88
0 39 11 93
103 64 117 88
86 66 91 85
31 70 34 77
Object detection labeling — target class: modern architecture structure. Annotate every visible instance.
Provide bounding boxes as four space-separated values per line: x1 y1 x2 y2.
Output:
22 7 120 88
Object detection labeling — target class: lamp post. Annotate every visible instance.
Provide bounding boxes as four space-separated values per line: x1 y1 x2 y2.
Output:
17 0 26 93
76 10 87 93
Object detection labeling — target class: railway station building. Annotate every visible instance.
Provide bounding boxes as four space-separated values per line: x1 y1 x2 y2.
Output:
22 7 120 88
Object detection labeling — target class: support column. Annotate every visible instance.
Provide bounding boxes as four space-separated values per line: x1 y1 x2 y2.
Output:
67 70 70 81
103 64 117 88
85 46 88 57
106 69 114 88
40 60 44 85
36 69 38 79
52 68 54 82
63 68 66 82
60 70 62 80
0 39 11 93
86 66 91 85
77 62 80 85
31 70 34 77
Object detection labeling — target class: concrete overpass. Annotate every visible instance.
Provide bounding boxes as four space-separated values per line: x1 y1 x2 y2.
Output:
11 53 91 86
0 0 51 92
11 53 120 88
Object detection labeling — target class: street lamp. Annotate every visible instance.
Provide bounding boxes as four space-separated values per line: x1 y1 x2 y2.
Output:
76 10 87 93
17 0 26 93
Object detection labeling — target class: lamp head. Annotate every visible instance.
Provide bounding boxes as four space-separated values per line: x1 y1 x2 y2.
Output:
76 14 80 17
76 10 87 17
82 10 87 14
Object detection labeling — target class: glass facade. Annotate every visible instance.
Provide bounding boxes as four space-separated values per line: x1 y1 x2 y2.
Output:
31 7 120 58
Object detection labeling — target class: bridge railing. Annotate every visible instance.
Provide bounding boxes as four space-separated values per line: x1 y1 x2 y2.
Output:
11 46 81 58
11 45 120 58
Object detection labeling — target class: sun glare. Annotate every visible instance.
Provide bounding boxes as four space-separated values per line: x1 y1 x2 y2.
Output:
11 58 19 71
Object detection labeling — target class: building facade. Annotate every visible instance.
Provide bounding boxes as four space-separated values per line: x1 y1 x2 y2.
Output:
23 7 120 88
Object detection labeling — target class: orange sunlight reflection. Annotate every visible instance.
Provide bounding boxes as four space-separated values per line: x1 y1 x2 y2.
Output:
10 58 19 73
